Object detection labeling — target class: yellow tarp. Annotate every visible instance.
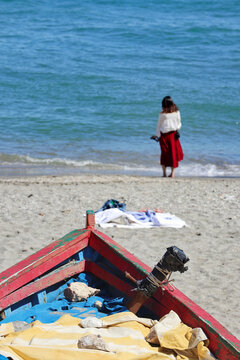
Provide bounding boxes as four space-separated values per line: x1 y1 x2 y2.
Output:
0 311 215 360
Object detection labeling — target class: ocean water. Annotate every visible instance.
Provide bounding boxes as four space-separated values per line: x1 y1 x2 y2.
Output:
0 0 239 177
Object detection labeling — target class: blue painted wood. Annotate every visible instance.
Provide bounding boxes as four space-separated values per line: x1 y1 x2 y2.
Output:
37 290 47 304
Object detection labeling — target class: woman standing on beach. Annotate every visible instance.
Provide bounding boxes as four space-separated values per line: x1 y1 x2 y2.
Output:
152 96 184 178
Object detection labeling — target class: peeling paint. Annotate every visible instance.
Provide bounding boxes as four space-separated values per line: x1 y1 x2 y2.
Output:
51 230 87 251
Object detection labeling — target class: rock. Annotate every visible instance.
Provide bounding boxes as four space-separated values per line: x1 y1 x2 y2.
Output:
64 282 100 302
78 334 110 352
94 300 103 310
12 321 30 332
81 316 103 328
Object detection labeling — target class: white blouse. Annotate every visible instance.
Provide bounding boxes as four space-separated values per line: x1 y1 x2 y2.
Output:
156 111 181 137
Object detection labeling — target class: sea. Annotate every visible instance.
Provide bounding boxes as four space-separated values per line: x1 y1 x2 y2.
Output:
0 0 239 178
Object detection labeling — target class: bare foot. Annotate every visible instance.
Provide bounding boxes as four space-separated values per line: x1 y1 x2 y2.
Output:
169 167 175 178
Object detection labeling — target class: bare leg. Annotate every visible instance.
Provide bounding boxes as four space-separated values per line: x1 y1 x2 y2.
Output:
169 167 175 178
162 165 167 177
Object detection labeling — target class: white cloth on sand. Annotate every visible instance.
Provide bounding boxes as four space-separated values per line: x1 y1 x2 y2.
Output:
95 208 186 229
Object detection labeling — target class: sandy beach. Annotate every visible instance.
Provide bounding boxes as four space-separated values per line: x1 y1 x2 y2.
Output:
0 174 239 339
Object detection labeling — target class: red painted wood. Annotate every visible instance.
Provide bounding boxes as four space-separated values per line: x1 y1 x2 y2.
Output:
0 233 90 302
0 230 84 284
86 261 132 297
85 261 162 316
90 230 240 359
90 231 151 281
152 286 240 360
0 216 238 359
155 285 234 335
0 257 162 319
86 211 95 229
0 261 86 311
92 229 152 272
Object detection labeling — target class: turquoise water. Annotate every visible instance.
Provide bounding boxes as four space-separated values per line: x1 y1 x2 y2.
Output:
0 0 239 177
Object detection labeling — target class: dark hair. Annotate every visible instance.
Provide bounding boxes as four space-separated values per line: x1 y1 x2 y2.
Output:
162 96 179 113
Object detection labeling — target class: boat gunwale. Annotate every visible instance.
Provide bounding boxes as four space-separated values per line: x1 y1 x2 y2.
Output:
0 210 238 359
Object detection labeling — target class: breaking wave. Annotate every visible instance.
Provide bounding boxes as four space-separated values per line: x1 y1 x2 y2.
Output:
0 153 239 178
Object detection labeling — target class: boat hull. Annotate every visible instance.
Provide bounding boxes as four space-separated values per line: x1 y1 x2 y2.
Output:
0 211 239 359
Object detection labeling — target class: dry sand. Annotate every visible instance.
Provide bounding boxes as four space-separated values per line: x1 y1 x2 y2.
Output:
0 174 239 339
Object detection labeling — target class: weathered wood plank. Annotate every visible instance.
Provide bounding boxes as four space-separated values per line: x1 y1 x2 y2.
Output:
90 231 151 280
0 210 238 360
90 230 240 360
0 232 89 300
152 287 240 360
0 229 84 284
85 261 162 317
0 261 86 311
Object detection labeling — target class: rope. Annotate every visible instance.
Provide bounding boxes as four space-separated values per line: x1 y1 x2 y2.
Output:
154 265 170 277
147 270 175 292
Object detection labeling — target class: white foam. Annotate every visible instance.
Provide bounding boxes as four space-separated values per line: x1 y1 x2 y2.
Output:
178 162 240 178
0 153 239 178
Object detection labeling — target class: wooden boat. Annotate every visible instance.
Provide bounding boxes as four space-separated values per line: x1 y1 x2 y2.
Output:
0 210 239 359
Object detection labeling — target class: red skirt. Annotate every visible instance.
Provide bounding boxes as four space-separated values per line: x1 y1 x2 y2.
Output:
159 131 184 168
